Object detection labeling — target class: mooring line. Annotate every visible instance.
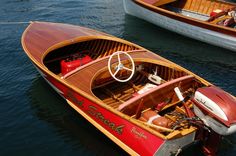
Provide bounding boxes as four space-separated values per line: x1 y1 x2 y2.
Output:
0 21 32 25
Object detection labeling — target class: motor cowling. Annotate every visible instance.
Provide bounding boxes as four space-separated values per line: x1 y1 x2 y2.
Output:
192 86 236 135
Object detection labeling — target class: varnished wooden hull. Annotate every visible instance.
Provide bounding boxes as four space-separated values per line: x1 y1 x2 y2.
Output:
123 0 236 52
22 22 224 155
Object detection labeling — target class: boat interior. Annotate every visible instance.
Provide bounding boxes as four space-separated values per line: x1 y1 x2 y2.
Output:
44 39 139 75
44 38 206 138
139 0 236 27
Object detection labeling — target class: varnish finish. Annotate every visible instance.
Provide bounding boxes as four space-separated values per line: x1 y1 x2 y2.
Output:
22 21 236 156
22 22 112 63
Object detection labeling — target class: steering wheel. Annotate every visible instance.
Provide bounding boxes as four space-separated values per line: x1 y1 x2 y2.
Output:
108 51 135 82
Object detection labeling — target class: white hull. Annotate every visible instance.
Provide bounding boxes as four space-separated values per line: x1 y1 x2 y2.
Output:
123 0 236 52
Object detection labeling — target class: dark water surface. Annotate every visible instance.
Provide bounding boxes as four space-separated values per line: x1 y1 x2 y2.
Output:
0 0 235 156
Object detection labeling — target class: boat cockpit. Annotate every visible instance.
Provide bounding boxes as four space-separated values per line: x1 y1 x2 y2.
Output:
43 38 206 137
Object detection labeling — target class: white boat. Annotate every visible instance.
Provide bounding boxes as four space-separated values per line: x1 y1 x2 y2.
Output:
123 0 236 52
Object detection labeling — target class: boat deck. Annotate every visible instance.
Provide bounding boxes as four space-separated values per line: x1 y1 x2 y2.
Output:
64 50 161 97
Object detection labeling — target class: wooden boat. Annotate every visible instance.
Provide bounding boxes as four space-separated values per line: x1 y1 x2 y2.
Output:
22 21 236 156
123 0 236 52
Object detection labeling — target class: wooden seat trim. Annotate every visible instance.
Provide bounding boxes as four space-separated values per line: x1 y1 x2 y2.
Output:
118 75 194 111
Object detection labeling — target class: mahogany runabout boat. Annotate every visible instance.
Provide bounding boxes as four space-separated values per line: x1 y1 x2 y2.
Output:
123 0 236 52
22 22 236 156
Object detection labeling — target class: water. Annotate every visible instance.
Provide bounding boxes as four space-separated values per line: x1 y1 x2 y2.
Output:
0 0 235 155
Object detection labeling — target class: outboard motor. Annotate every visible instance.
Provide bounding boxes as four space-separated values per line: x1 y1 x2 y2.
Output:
191 86 236 155
192 86 236 135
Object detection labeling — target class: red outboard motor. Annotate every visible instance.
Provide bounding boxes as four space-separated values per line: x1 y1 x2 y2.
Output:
192 86 236 155
192 86 236 135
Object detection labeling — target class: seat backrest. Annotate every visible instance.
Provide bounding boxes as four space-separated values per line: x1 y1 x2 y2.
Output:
118 75 195 116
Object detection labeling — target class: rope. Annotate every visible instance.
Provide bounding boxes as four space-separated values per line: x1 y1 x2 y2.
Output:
0 21 32 25
175 148 182 156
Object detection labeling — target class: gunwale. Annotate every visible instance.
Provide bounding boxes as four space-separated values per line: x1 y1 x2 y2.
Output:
133 0 236 37
21 21 213 143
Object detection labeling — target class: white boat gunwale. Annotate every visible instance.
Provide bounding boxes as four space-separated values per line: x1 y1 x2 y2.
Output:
131 0 236 36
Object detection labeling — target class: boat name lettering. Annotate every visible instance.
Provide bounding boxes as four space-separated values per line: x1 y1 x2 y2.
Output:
67 90 84 107
131 127 147 139
88 105 124 135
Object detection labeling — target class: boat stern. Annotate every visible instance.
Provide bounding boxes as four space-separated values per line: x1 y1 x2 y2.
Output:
154 131 196 155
